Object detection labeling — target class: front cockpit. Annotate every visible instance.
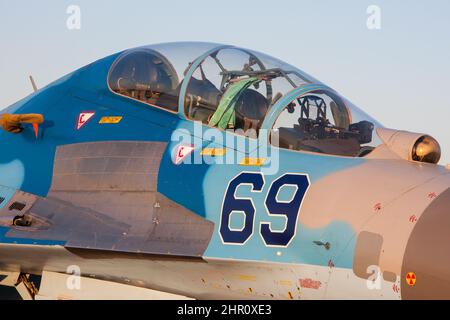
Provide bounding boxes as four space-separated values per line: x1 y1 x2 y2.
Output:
107 42 382 158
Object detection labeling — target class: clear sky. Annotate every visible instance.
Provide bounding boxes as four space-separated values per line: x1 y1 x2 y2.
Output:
1 0 449 164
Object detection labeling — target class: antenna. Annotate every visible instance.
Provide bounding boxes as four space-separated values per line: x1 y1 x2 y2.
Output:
29 75 38 92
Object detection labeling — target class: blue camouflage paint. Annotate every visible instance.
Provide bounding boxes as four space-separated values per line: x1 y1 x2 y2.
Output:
0 50 179 245
159 84 365 267
202 147 365 268
0 43 363 265
158 138 212 217
0 52 177 198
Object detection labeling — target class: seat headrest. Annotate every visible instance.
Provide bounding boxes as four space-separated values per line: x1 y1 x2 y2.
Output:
235 89 268 121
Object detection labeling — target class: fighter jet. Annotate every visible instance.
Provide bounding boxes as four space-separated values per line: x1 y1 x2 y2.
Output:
0 42 448 300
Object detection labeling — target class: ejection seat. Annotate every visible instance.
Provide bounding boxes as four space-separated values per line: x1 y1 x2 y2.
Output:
234 88 269 132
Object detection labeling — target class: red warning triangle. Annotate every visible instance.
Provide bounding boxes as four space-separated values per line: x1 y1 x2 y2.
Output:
77 112 95 130
175 145 195 165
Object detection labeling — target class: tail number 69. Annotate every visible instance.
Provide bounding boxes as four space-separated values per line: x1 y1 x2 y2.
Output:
219 172 310 247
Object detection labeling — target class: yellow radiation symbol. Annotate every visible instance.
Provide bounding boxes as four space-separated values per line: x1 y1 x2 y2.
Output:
406 272 416 286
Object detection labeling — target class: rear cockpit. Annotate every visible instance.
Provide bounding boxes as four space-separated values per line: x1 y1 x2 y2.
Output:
184 46 314 132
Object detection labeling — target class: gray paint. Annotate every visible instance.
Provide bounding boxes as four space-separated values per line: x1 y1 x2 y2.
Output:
0 142 214 257
51 141 163 192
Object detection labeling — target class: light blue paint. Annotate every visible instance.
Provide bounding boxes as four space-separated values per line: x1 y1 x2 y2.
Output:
229 211 246 231
162 107 365 267
0 160 25 209
276 184 298 202
0 227 65 246
0 160 25 188
0 186 16 210
203 147 365 267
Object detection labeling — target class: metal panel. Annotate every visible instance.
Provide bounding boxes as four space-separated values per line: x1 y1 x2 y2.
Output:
353 231 383 279
2 141 214 257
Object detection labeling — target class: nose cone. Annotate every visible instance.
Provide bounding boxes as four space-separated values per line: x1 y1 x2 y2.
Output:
402 188 450 299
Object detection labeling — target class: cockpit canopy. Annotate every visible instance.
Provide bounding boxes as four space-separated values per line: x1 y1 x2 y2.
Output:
107 42 382 157
108 48 180 112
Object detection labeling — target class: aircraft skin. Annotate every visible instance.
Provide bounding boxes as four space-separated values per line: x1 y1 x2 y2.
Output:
0 42 449 300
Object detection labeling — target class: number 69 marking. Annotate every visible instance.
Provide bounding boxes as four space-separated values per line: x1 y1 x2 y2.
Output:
219 172 310 247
